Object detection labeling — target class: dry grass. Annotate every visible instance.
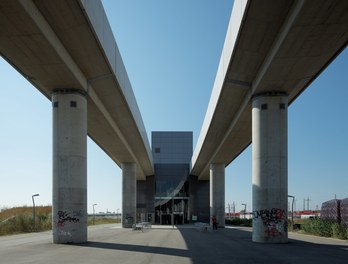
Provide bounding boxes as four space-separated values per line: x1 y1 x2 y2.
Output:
0 206 51 221
87 217 120 225
0 206 52 236
0 207 121 236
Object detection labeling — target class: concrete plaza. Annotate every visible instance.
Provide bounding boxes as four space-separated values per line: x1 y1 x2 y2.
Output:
0 224 347 264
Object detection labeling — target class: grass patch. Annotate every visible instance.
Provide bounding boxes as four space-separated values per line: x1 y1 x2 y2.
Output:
87 217 120 225
300 218 348 240
1 206 121 236
0 206 52 236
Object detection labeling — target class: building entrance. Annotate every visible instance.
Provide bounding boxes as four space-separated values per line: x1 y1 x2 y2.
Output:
155 197 189 225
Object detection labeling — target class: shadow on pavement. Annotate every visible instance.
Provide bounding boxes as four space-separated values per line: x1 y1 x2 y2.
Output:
177 227 348 264
77 241 190 258
77 226 348 264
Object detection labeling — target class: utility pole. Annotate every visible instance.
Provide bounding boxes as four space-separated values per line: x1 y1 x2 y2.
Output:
306 197 311 210
294 199 297 212
241 203 246 225
288 195 295 231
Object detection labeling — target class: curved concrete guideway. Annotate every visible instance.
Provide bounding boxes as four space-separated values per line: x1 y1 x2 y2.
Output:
0 0 155 244
191 0 348 243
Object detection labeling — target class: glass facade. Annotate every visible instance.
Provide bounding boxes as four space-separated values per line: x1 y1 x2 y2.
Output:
136 131 209 225
152 132 192 225
154 163 189 197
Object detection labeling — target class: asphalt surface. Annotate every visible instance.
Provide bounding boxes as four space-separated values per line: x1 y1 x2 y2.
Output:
0 224 347 264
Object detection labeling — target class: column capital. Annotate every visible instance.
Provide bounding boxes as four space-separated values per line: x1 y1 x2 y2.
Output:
252 91 287 101
52 88 87 97
209 163 225 170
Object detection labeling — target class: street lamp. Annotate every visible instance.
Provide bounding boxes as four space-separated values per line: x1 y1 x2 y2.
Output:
32 194 39 231
288 195 295 231
116 208 120 223
241 203 246 225
93 204 97 225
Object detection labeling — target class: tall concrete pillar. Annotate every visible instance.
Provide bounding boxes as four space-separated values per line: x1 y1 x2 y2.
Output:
252 92 288 243
210 163 225 228
122 163 136 228
52 89 87 244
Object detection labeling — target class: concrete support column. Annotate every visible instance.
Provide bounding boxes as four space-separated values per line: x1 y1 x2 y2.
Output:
122 163 136 228
252 92 288 243
52 89 87 244
210 163 225 228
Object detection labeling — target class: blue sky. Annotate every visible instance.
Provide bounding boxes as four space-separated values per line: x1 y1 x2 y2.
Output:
0 1 347 214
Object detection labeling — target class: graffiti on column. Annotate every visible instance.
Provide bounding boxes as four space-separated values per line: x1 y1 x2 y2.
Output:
57 210 80 227
253 208 287 237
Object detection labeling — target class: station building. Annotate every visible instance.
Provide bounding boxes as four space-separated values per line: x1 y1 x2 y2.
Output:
136 131 209 224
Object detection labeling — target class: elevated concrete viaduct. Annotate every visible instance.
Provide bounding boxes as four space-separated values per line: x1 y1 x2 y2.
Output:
0 0 153 243
191 0 348 243
1 0 348 245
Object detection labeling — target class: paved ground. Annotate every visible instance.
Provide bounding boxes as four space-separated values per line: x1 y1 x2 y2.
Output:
0 224 347 264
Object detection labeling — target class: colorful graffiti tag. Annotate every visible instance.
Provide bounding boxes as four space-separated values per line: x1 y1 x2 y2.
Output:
253 208 287 237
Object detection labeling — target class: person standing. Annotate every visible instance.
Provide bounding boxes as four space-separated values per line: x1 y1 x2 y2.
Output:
212 215 218 230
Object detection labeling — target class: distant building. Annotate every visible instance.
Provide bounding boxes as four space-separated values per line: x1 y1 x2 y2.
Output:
136 132 209 224
321 198 348 226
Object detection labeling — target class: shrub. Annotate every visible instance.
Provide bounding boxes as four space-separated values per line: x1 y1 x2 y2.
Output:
301 218 348 240
302 218 333 237
225 218 252 227
332 223 348 240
